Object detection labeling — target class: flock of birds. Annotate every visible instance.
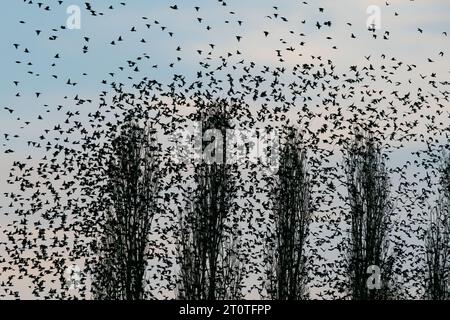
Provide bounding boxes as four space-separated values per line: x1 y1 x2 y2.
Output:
1 0 450 299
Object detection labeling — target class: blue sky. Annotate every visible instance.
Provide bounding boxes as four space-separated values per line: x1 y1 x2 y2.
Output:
1 0 449 143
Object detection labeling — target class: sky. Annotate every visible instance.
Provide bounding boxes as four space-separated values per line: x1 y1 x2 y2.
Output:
1 0 449 156
1 0 450 299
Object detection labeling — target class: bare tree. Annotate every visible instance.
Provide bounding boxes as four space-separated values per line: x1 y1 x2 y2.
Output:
93 122 160 300
343 133 396 300
424 154 450 300
177 103 243 300
266 127 312 300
